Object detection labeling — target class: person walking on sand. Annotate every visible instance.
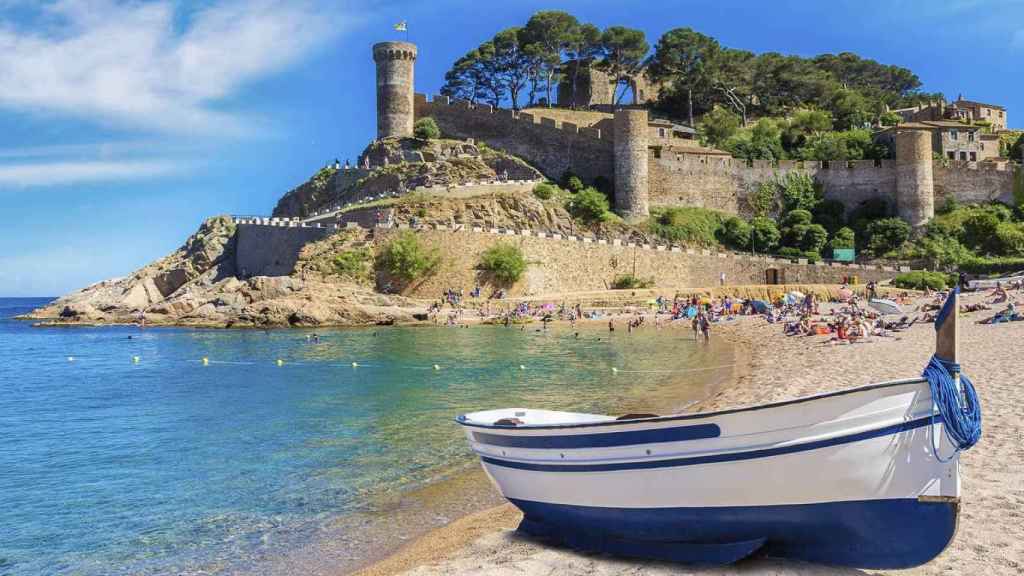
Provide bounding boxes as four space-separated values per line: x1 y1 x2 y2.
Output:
691 314 700 341
608 319 615 332
699 313 711 343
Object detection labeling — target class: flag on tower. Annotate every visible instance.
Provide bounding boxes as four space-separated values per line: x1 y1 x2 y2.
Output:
393 20 407 32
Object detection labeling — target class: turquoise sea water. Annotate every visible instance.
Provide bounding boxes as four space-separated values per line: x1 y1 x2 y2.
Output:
0 297 731 575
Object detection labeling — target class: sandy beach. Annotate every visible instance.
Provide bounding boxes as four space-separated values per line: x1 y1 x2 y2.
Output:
355 289 1024 576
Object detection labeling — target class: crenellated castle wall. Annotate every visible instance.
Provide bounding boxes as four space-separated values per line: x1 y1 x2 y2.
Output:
413 92 1019 219
414 94 614 184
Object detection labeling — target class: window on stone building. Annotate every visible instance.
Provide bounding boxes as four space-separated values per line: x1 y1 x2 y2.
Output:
970 152 977 161
960 151 968 161
968 131 975 142
950 129 958 141
658 128 666 138
948 151 956 160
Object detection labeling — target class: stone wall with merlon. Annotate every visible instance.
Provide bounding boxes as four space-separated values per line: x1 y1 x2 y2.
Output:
371 228 897 299
934 164 1016 206
414 94 614 183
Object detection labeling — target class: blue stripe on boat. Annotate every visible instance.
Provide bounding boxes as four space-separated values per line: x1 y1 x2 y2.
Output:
509 496 958 569
481 416 933 472
473 423 720 449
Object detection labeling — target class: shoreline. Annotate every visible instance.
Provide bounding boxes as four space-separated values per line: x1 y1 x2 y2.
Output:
348 321 754 576
351 290 1024 575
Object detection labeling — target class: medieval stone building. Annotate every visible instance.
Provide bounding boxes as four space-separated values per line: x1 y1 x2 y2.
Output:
376 42 1016 230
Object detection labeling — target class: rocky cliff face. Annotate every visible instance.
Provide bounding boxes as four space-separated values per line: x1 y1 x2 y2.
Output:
271 137 542 218
24 216 423 328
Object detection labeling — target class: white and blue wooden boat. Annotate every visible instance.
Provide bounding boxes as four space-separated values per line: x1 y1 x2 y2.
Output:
457 289 981 568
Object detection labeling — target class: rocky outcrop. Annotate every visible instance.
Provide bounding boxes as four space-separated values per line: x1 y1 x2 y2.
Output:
271 138 542 218
24 216 425 328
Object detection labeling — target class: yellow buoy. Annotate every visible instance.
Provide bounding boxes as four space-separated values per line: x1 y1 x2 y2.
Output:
611 367 619 373
276 359 284 367
519 365 526 370
202 357 209 366
132 356 140 364
351 362 359 368
67 356 74 362
433 364 441 370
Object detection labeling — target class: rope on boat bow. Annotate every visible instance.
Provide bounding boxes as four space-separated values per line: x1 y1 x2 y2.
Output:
922 287 982 461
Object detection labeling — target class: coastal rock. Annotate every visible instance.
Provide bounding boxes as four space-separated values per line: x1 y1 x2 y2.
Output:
24 216 238 322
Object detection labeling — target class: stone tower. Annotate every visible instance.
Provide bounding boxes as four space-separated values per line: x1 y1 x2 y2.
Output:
613 109 650 223
373 41 417 139
894 129 935 229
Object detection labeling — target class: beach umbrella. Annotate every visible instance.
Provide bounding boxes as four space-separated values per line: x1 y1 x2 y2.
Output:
751 300 769 314
868 298 902 316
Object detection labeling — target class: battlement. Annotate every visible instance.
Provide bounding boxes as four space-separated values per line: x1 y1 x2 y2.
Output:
373 41 417 62
936 160 1017 172
415 93 608 143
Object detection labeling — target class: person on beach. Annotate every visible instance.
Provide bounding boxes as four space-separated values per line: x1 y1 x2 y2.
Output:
608 319 615 332
699 313 711 343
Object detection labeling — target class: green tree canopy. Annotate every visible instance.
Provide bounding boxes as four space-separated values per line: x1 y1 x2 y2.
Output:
595 26 649 104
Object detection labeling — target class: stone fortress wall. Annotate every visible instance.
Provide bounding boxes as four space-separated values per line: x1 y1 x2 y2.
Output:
233 219 903 298
414 92 1019 221
414 93 615 184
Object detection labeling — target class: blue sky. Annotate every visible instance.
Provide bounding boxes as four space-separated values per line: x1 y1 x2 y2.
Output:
1 0 1021 297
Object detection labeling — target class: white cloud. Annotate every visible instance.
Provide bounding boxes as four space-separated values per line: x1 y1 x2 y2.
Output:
0 160 180 187
0 0 349 136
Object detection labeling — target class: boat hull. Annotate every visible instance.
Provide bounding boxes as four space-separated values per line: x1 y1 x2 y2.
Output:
459 378 962 568
511 497 958 568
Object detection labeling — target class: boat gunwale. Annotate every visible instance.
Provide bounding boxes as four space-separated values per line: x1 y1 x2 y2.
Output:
455 377 929 430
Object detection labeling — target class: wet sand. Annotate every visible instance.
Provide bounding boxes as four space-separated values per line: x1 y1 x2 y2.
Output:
355 290 1024 575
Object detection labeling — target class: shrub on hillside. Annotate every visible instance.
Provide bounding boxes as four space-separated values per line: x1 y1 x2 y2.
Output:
866 217 911 255
812 199 846 233
332 247 373 280
479 243 527 284
995 222 1024 256
959 256 1024 275
960 211 1002 253
830 227 856 250
413 117 441 140
533 182 557 200
781 209 813 228
611 274 655 290
801 223 829 253
377 231 441 281
892 271 950 291
566 187 611 223
565 175 585 194
748 181 779 217
778 247 822 263
718 216 751 250
778 172 821 213
750 216 781 253
649 207 727 246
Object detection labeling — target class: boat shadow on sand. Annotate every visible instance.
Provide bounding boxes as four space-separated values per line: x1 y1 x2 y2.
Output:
502 528 871 574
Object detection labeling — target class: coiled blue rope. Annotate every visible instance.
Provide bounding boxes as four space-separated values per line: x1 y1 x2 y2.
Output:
922 355 982 461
